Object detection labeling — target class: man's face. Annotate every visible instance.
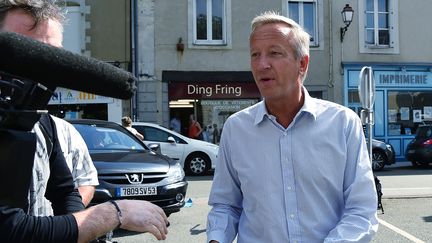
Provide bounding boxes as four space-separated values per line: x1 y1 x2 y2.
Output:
250 23 308 103
1 8 63 47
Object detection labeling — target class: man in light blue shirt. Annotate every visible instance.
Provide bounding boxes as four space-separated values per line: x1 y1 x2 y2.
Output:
206 12 378 243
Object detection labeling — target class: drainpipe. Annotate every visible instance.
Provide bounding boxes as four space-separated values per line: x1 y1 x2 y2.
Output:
131 0 139 121
328 0 334 89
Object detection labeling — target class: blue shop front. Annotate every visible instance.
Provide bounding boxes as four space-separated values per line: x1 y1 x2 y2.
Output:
344 63 432 161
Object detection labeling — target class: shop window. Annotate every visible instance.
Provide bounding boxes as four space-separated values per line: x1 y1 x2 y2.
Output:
358 0 399 54
308 91 322 99
387 91 432 136
200 99 258 144
191 0 229 46
347 90 362 116
348 90 360 103
286 0 320 47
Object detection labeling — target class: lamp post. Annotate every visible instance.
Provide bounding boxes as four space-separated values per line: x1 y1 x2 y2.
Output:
340 4 354 42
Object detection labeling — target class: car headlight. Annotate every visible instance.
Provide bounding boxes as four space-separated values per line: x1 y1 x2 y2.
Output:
205 143 218 149
386 144 393 151
165 162 185 184
206 144 219 153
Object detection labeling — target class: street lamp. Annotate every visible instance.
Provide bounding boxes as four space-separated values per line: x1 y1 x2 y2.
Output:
340 4 354 42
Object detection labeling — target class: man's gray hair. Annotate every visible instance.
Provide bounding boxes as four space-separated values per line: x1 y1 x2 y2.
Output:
250 11 310 61
0 0 65 30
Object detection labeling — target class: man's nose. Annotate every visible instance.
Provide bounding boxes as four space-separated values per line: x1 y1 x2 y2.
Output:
256 56 272 71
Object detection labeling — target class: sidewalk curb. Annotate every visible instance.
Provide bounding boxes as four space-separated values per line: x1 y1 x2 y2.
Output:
382 195 432 199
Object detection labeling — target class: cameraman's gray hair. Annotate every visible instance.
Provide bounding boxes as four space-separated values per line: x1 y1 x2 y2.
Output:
250 11 310 61
0 0 65 30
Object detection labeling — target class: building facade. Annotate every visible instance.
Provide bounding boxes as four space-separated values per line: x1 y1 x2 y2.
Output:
48 0 132 123
134 0 432 160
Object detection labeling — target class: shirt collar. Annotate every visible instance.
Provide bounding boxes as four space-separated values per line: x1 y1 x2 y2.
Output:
301 87 318 120
253 86 318 126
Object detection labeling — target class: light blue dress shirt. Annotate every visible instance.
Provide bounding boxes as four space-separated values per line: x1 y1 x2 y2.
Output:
207 88 378 243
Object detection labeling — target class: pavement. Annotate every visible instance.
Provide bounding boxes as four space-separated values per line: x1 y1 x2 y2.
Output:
375 161 432 198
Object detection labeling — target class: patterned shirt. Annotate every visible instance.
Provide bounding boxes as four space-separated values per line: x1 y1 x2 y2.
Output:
29 116 97 217
51 116 99 188
28 123 53 216
2 114 83 242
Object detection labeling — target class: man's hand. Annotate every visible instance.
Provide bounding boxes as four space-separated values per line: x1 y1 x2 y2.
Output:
74 200 169 242
78 185 95 207
118 200 169 240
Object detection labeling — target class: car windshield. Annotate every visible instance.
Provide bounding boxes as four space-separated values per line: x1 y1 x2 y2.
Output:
73 124 146 151
415 126 432 138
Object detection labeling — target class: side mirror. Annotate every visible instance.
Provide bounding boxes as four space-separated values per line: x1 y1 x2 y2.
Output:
167 136 176 143
148 143 161 154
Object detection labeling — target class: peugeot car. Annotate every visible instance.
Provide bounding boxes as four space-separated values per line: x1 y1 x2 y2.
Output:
69 119 188 216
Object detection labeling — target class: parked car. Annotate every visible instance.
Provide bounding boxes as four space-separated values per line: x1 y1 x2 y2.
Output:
132 122 219 176
68 119 188 216
405 125 432 167
370 139 396 171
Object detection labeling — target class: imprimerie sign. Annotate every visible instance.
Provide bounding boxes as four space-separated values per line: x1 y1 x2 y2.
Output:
375 71 431 87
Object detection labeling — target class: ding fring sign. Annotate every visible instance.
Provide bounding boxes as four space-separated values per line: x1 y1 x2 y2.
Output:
169 82 260 99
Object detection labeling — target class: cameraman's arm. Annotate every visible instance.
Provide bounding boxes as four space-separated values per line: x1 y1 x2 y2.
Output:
45 119 85 214
0 205 78 243
74 200 169 243
45 145 84 214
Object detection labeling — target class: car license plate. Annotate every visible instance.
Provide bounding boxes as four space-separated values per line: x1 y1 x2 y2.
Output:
407 150 415 154
116 186 157 197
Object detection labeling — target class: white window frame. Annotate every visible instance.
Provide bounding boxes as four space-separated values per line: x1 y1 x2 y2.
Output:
189 0 229 46
358 0 399 54
63 0 86 54
283 0 323 49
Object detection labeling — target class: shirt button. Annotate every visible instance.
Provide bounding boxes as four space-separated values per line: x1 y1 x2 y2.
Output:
287 186 292 190
290 214 295 219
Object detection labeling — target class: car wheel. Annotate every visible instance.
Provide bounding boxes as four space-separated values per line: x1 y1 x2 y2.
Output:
185 153 210 176
372 150 386 171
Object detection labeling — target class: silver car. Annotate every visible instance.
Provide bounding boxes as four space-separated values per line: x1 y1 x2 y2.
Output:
133 122 219 176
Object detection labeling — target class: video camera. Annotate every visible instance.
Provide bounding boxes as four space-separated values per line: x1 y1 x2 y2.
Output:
0 70 52 210
0 31 136 213
0 71 54 131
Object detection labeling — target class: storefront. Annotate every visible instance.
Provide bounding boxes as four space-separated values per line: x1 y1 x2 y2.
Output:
344 63 432 160
164 71 261 140
48 87 123 121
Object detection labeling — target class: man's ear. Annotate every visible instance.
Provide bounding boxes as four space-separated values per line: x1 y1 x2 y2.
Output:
299 55 309 75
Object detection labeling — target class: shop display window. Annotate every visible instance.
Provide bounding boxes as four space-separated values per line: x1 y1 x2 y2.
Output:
200 99 258 138
387 91 432 135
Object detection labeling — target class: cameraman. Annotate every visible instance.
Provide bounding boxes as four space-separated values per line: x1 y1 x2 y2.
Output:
0 0 168 242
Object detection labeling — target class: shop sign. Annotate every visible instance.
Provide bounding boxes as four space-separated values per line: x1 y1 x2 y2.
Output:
201 100 256 110
375 71 431 87
169 82 261 99
49 87 114 104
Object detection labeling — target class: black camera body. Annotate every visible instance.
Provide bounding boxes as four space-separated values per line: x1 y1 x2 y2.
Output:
0 71 54 210
0 71 53 131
